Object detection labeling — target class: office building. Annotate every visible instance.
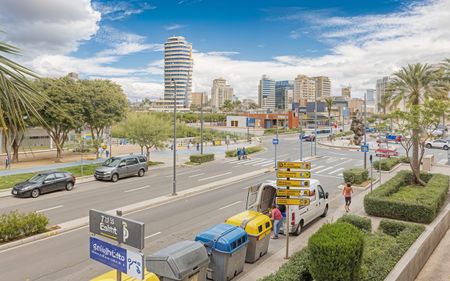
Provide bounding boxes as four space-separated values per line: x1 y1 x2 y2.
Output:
376 76 391 113
163 36 193 107
341 87 351 99
258 75 276 110
275 80 294 110
294 75 316 103
313 76 331 98
191 92 208 107
211 78 234 109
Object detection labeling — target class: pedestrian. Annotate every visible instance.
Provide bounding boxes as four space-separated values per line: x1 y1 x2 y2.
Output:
187 142 190 150
270 204 283 239
196 142 200 151
5 156 9 169
278 204 286 235
237 148 242 160
343 182 354 212
242 147 247 160
105 149 110 158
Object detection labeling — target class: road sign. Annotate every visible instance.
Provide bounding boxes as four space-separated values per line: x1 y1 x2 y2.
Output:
277 189 310 197
277 179 310 187
361 144 369 153
89 209 145 250
277 170 311 179
276 197 310 206
272 138 279 145
277 161 311 170
90 237 144 280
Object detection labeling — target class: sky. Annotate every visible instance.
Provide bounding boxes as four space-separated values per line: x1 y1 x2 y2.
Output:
0 0 449 101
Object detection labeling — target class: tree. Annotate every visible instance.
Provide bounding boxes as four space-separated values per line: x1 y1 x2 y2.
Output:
323 96 334 128
232 100 242 111
248 102 258 110
32 77 84 160
221 99 234 112
388 63 449 185
81 79 128 158
377 91 392 116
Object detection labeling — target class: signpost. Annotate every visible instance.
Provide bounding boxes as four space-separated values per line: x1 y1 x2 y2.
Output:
276 197 311 206
277 161 311 170
361 145 369 153
277 179 310 187
276 189 310 197
272 138 279 145
277 171 311 179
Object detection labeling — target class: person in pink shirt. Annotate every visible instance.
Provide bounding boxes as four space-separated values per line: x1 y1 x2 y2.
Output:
271 204 283 239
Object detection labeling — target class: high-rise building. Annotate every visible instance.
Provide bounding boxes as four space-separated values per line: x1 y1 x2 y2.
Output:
275 80 294 110
191 92 208 107
294 75 316 103
163 36 193 108
376 77 390 113
211 78 234 109
258 75 276 110
313 76 331 98
341 87 351 99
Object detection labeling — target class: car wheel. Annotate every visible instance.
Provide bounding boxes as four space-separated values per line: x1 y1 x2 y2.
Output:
294 221 304 236
65 182 74 191
31 189 40 198
111 173 119 182
444 145 449 150
426 143 432 148
321 205 328 218
138 169 145 177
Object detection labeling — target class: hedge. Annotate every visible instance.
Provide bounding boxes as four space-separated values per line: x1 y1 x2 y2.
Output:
258 248 312 281
225 146 263 157
337 214 372 232
364 171 449 223
372 158 400 171
189 154 214 164
379 219 425 237
308 223 364 281
399 156 410 163
0 211 49 242
343 168 369 185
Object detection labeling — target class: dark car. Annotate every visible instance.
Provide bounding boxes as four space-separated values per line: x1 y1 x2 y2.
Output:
302 134 316 142
11 171 76 198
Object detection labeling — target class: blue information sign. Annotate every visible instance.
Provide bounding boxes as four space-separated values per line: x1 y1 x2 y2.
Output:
361 145 369 153
246 117 256 127
273 138 279 145
90 236 127 272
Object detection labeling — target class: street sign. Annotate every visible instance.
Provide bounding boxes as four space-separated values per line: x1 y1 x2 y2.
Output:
276 197 310 206
277 179 310 187
89 209 145 250
90 237 144 280
277 170 311 179
272 138 279 145
277 161 311 170
277 189 310 197
361 144 369 153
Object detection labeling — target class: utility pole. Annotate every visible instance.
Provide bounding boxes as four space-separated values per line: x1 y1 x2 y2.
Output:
314 92 318 156
172 79 177 196
299 110 303 161
247 111 250 143
200 92 204 154
364 93 367 169
274 112 279 170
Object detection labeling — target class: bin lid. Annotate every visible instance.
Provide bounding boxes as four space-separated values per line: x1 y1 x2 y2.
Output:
226 210 272 237
195 223 248 254
146 241 209 280
90 270 159 281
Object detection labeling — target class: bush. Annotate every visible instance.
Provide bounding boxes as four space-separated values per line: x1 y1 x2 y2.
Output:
372 157 400 171
225 146 263 157
379 219 425 237
337 215 372 232
343 168 369 185
308 223 364 281
189 154 214 164
0 211 49 242
258 248 312 281
399 156 410 163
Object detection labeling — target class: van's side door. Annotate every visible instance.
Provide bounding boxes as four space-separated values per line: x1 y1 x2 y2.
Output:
126 157 139 176
315 185 327 217
117 160 127 177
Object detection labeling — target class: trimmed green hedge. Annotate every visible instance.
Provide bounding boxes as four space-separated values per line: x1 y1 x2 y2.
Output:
379 219 425 237
337 215 372 232
343 168 369 185
0 211 49 242
189 154 214 164
399 156 410 163
225 146 263 157
372 157 400 171
364 171 449 223
258 248 312 281
308 223 364 281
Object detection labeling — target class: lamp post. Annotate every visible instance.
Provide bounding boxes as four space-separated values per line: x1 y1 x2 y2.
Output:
200 92 204 154
364 93 367 169
314 91 318 156
171 78 177 196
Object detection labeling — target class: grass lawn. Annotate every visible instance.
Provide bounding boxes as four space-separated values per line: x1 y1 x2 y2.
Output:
388 185 436 205
148 161 164 166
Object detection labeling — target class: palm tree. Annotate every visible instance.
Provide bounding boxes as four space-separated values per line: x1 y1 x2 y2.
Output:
323 96 334 130
440 58 450 128
388 63 448 184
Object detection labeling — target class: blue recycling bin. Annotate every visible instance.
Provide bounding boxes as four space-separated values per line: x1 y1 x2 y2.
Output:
195 223 248 281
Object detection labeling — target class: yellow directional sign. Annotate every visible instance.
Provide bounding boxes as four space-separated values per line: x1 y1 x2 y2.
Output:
277 171 311 179
276 197 311 206
277 161 311 170
277 179 310 187
277 189 310 197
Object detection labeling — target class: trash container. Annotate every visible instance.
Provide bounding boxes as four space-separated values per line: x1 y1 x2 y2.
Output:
146 241 209 281
195 223 248 281
225 210 272 263
90 270 160 281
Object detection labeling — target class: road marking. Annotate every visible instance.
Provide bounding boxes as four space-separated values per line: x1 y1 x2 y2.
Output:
315 166 336 174
310 165 325 171
243 159 267 165
328 167 345 175
189 173 205 178
124 185 150 193
198 172 232 182
218 201 242 210
36 205 63 213
145 232 161 240
255 160 273 166
326 158 341 164
165 170 198 177
278 154 289 158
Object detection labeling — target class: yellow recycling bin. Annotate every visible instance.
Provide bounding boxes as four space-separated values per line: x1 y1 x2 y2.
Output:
90 270 160 281
225 210 272 263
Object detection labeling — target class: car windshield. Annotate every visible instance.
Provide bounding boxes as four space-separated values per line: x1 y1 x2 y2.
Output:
28 174 47 183
102 158 121 167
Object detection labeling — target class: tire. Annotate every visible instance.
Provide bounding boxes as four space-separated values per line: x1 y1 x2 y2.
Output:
65 182 74 191
321 205 328 217
294 221 304 236
426 143 432 148
111 173 119 183
31 188 40 198
444 145 449 151
138 169 145 177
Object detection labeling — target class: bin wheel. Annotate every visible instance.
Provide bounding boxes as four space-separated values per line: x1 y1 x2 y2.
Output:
294 221 304 236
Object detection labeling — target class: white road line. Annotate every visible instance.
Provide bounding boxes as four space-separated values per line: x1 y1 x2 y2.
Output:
278 154 290 158
189 173 205 178
326 158 341 164
218 201 242 210
124 185 150 193
255 160 273 166
310 165 325 171
198 172 232 182
145 232 162 240
244 159 267 165
165 170 198 177
315 166 336 174
36 205 63 213
338 173 343 176
328 167 345 175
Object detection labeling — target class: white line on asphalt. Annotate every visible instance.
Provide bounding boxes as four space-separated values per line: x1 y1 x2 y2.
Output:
218 201 242 210
189 173 205 178
328 167 345 175
278 154 289 158
315 166 336 174
326 158 341 164
243 159 267 165
255 160 273 166
165 170 198 177
198 172 232 182
310 165 325 171
145 232 162 240
124 185 150 193
338 173 343 176
36 205 64 213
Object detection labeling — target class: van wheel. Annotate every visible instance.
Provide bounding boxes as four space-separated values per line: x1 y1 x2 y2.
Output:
294 221 304 236
426 143 432 148
31 189 40 198
444 145 449 150
138 169 145 177
65 182 74 191
111 173 119 182
321 205 328 217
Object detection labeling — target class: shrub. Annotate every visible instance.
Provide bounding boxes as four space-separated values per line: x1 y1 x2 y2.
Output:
379 219 425 237
399 156 410 163
337 215 372 232
258 248 312 281
225 146 263 157
308 223 364 281
0 211 49 242
372 157 400 171
343 168 369 185
189 154 214 164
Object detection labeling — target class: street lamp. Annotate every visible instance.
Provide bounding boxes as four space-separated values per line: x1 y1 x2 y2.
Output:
314 91 318 156
171 78 177 196
200 92 204 154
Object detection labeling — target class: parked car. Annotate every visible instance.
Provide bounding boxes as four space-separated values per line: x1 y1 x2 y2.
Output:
302 134 316 142
246 179 329 236
95 155 148 182
385 134 404 143
425 139 450 150
375 147 399 158
366 127 376 133
11 171 76 198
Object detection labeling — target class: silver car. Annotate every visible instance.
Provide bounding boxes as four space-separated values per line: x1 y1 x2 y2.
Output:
95 155 148 182
425 139 450 150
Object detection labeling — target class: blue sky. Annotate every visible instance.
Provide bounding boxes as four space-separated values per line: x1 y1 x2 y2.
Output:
1 0 449 100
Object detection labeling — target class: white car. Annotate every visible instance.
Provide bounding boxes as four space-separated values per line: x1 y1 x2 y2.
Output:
425 139 450 150
246 179 329 236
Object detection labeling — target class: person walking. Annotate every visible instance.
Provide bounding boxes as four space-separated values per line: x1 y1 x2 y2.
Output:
278 204 286 235
196 142 200 151
343 182 354 212
237 148 242 160
5 156 9 169
105 149 110 158
242 147 247 160
271 204 283 239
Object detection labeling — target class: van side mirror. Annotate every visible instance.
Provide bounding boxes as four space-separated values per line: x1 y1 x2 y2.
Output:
325 192 329 199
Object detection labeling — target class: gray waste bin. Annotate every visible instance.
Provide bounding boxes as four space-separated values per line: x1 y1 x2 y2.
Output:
146 241 209 281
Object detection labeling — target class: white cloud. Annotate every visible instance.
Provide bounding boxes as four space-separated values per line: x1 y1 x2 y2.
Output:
92 1 155 20
105 77 164 100
164 24 186 31
289 30 300 39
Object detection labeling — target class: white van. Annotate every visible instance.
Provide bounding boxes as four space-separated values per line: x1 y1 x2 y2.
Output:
245 179 329 236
